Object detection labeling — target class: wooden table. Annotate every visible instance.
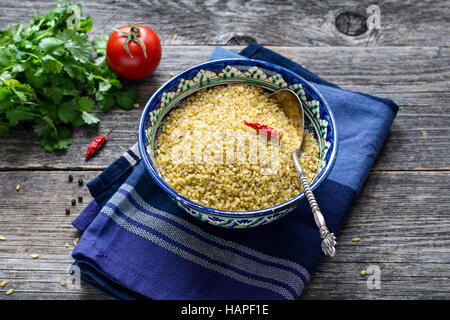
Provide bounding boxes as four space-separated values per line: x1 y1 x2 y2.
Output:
1 0 449 300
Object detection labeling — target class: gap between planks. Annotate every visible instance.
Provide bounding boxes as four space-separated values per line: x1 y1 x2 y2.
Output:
0 167 449 172
144 45 450 48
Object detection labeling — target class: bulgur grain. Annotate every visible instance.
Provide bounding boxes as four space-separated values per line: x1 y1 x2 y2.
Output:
155 84 319 211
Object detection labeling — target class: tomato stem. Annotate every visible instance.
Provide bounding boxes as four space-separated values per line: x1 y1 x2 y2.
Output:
113 24 148 59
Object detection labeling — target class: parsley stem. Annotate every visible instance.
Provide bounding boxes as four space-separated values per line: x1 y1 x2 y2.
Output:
24 52 40 60
32 27 56 42
89 74 108 82
0 64 14 73
0 54 39 74
11 110 40 117
24 101 39 106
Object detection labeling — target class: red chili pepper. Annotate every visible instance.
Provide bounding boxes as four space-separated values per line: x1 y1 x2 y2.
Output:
85 124 119 161
243 120 280 138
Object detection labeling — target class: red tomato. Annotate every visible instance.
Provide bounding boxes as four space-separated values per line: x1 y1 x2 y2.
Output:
106 25 162 80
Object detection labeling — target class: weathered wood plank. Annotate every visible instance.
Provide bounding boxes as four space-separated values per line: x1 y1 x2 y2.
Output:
1 0 449 47
1 291 113 300
302 170 450 299
0 170 449 299
1 0 449 301
0 46 448 170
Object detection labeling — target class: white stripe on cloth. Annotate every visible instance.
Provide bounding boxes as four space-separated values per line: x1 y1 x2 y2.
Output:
122 143 140 166
108 190 305 296
121 183 310 282
101 205 294 299
129 143 140 159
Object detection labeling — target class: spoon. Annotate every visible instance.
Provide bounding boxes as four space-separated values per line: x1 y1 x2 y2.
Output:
270 89 337 257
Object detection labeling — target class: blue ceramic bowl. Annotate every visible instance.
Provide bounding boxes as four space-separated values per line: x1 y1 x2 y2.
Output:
138 58 338 228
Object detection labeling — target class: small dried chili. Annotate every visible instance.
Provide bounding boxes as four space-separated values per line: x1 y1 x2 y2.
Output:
85 124 119 161
243 120 280 138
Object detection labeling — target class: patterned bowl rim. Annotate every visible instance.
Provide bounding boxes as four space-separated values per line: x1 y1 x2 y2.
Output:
138 58 338 218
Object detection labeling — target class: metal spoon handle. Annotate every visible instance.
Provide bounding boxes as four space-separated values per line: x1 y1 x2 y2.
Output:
293 149 337 257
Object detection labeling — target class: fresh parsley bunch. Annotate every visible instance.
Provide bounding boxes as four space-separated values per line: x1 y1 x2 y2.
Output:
0 1 137 152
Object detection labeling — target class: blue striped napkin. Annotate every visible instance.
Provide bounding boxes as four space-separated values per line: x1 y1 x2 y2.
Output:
72 44 398 300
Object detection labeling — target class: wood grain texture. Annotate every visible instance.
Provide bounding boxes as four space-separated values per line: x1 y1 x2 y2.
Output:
0 171 110 299
302 171 450 299
0 46 448 170
0 170 448 300
1 0 449 46
0 0 449 301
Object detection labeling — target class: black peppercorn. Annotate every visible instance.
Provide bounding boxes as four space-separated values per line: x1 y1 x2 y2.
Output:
68 174 73 182
71 199 76 206
78 195 83 203
65 208 71 215
78 178 83 186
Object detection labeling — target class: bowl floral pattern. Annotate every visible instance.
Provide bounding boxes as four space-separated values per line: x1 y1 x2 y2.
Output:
138 58 338 228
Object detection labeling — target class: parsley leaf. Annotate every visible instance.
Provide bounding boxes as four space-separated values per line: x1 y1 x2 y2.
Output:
115 89 138 110
96 92 115 112
81 111 100 124
77 96 95 111
40 126 72 152
58 99 79 123
0 87 11 100
38 37 65 56
41 55 63 73
5 108 37 125
65 34 92 64
0 47 10 66
33 115 57 137
0 1 137 152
